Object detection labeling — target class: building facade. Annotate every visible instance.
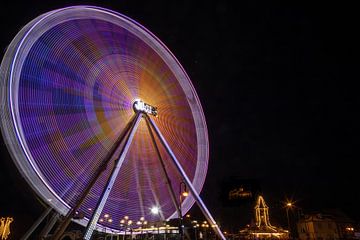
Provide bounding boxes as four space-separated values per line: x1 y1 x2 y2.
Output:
297 212 358 240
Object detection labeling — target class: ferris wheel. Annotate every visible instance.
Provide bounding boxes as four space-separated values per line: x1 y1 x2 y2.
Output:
0 6 225 240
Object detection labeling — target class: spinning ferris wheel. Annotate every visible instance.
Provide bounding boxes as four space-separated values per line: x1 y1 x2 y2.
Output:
0 6 225 240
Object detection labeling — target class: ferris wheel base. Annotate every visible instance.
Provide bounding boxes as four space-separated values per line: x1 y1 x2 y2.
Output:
83 113 226 239
26 113 226 240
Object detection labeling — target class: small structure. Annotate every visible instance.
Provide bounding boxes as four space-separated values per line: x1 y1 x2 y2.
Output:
297 211 358 240
239 196 289 240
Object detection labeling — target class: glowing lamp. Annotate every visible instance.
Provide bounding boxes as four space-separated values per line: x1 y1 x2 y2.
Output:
133 99 158 116
151 206 160 215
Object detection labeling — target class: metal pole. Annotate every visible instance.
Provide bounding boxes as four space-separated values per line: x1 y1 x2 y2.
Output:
146 116 226 240
39 211 60 238
145 119 184 240
179 182 185 240
84 113 143 239
286 208 290 239
51 114 138 240
20 207 52 240
145 120 182 217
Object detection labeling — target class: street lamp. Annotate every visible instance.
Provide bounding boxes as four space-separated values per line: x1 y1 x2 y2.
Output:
136 217 146 239
179 181 188 240
127 219 133 239
150 206 161 240
151 206 160 215
201 221 209 240
120 216 130 240
285 202 293 239
192 221 199 240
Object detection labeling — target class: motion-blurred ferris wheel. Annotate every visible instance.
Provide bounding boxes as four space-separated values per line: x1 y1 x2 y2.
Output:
0 5 225 239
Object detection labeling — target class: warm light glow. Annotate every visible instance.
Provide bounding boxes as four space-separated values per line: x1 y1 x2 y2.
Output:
128 220 133 225
124 216 129 220
120 219 125 224
0 217 13 240
137 221 142 225
99 219 104 222
133 99 158 116
186 214 190 218
254 196 278 231
140 217 145 221
151 206 160 215
104 214 110 218
237 195 289 239
144 221 148 225
229 187 252 200
108 219 113 223
182 191 189 197
286 202 293 207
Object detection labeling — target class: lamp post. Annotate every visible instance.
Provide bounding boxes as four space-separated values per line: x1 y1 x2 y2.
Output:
106 216 113 240
201 221 209 240
192 221 199 240
179 181 188 240
150 206 160 240
120 216 129 240
120 219 125 240
127 219 133 240
285 202 293 239
137 217 146 240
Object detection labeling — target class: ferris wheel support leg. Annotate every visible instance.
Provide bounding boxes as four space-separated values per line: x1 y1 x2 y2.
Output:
39 211 60 238
84 112 143 240
145 119 182 218
145 116 227 240
20 207 53 240
51 114 139 240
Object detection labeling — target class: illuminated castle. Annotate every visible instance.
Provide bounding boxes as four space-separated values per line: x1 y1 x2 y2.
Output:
239 195 289 239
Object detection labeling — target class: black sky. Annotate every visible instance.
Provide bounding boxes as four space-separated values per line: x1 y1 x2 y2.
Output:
1 0 359 237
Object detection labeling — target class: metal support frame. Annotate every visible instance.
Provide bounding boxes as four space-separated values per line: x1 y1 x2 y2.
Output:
145 120 184 239
21 207 52 240
84 112 143 239
145 119 182 217
51 114 138 240
145 115 226 240
47 110 225 240
39 211 60 239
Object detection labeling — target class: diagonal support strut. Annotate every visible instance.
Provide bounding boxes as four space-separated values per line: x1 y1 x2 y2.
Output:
51 114 139 240
145 119 182 218
144 115 226 240
84 112 143 239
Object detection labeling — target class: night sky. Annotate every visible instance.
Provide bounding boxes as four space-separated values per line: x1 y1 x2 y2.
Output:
0 0 359 238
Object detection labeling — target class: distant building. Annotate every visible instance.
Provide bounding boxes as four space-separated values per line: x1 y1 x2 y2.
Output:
239 196 289 240
297 214 339 240
297 211 358 240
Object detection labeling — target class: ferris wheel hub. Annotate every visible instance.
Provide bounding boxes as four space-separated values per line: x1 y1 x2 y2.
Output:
133 99 158 116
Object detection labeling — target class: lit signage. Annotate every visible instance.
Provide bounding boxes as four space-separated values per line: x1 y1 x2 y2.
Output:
229 187 253 200
0 217 13 240
133 99 158 116
220 177 261 206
